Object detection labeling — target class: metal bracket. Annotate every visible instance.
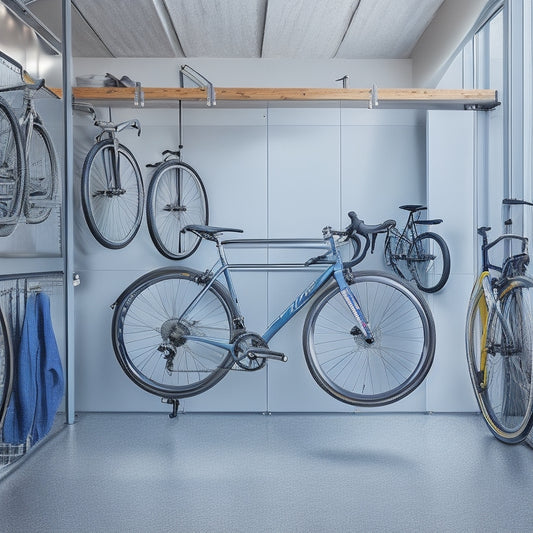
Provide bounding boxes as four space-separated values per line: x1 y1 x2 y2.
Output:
179 64 216 106
336 75 349 88
134 81 144 108
369 83 379 109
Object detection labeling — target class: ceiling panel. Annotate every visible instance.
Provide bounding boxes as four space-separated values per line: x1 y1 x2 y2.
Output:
22 0 447 61
73 0 181 57
262 0 359 58
20 0 112 56
166 0 266 58
336 0 445 59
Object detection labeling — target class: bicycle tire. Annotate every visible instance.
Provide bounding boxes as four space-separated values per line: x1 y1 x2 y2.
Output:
407 232 450 293
81 139 144 249
303 270 435 406
111 267 238 399
466 276 533 443
0 305 14 428
146 160 208 260
0 96 25 237
384 231 405 278
24 122 58 224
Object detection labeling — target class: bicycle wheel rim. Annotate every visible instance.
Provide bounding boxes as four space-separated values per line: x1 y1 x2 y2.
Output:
147 161 208 260
384 232 405 278
0 307 13 427
82 140 144 249
0 97 25 231
303 271 435 406
24 123 58 224
408 233 450 293
466 280 533 443
112 268 236 398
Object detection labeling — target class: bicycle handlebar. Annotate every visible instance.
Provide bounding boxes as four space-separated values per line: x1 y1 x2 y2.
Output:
341 212 396 269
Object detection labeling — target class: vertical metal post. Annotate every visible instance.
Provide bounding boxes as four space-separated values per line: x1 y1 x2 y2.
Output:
62 0 75 424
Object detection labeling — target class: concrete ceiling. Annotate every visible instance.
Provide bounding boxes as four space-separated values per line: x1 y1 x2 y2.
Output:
25 0 446 59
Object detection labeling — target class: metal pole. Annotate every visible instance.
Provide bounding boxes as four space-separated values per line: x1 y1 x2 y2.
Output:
62 0 75 424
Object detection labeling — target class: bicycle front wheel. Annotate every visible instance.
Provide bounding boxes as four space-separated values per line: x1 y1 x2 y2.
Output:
407 232 450 293
24 122 58 224
112 267 238 399
0 305 13 427
466 277 533 443
303 270 435 406
146 161 208 260
81 139 144 249
0 96 25 236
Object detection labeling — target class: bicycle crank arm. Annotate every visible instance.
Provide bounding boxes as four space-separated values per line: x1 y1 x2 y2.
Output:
245 347 288 362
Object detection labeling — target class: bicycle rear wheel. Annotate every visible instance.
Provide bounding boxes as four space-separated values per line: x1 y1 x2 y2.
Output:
0 96 25 236
112 267 238 399
0 305 13 428
466 277 533 443
384 230 405 278
408 232 450 293
303 270 435 406
24 122 58 224
81 139 144 249
146 161 208 260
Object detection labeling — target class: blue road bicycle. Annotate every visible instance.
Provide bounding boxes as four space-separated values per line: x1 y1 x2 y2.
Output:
112 212 436 416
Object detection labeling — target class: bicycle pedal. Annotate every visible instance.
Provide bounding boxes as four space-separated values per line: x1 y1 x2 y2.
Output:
246 347 288 362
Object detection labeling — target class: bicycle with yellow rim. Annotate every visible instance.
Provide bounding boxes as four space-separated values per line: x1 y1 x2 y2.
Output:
466 198 533 443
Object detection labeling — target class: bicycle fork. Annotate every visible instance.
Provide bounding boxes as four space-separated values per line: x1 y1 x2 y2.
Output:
334 269 375 344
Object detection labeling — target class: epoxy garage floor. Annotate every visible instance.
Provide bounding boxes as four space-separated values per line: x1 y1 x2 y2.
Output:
0 412 532 532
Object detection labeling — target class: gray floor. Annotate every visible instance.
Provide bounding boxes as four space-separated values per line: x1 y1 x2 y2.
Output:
0 412 532 533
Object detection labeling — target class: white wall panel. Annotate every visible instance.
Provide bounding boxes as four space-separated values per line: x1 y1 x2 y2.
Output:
341 122 426 271
425 110 477 412
268 124 341 238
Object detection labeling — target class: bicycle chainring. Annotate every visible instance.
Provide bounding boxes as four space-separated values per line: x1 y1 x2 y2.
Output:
233 332 268 371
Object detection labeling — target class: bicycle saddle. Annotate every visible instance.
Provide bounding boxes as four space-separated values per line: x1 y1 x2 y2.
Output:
415 218 443 225
183 224 243 240
399 204 426 212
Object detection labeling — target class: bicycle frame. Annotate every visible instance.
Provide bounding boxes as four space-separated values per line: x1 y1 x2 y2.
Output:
178 229 374 361
471 231 527 388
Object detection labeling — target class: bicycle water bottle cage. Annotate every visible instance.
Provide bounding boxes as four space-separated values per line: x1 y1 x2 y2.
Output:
399 205 426 212
501 253 530 278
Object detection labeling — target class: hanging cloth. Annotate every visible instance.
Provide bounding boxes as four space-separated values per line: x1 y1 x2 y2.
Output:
2 292 64 445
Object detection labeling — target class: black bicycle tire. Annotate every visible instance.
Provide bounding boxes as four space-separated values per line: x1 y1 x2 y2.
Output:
81 139 144 249
24 122 58 224
0 305 14 428
0 96 25 236
466 276 533 443
303 270 435 406
408 232 451 293
111 267 238 399
384 233 404 278
146 160 208 260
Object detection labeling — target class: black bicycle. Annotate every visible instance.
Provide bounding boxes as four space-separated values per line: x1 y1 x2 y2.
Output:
145 150 208 260
384 205 451 293
78 103 144 249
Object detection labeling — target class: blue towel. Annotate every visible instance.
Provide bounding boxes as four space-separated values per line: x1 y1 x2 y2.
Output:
2 292 64 445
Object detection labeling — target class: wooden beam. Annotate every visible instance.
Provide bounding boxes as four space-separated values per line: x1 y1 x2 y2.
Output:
52 86 498 108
